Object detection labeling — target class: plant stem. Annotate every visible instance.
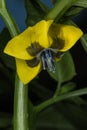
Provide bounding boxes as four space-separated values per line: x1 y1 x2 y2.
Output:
53 82 62 97
35 87 87 113
45 0 78 21
0 0 19 37
14 75 29 130
0 1 29 130
0 0 84 130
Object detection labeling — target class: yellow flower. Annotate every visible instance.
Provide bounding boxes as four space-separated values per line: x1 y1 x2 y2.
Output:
4 20 83 84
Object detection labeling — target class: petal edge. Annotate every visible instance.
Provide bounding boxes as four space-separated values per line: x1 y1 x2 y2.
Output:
16 59 41 84
57 24 83 51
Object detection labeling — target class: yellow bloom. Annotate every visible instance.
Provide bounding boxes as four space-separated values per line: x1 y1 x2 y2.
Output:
4 20 83 84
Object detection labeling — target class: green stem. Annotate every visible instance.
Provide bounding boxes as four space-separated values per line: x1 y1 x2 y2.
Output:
45 0 78 21
53 82 62 97
14 75 29 130
0 0 19 37
35 87 87 113
0 1 29 130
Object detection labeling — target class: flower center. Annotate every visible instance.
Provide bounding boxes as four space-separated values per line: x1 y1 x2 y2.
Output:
40 49 55 72
26 43 64 72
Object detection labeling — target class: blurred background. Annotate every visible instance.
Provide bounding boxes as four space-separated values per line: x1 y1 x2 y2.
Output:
0 0 87 130
0 0 53 32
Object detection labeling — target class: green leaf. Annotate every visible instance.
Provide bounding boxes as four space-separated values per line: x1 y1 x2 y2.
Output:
61 82 76 94
36 0 49 13
37 106 77 130
45 0 78 21
25 0 49 26
55 102 87 129
75 0 87 8
65 7 83 18
80 34 87 52
48 52 76 83
37 102 87 130
61 83 86 105
68 96 86 105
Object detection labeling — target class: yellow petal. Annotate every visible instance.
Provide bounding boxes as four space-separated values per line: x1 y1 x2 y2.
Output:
15 58 41 84
4 20 53 59
57 24 83 51
30 20 53 48
4 29 33 60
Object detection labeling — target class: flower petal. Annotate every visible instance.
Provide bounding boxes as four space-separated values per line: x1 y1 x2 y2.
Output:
30 20 53 48
49 24 83 51
4 29 33 60
4 20 53 59
57 24 83 51
16 58 41 84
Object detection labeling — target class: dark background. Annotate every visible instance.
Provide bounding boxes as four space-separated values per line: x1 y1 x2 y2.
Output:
0 1 87 129
0 0 87 110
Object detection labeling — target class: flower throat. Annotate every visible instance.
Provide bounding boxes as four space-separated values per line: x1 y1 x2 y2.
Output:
40 49 55 72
